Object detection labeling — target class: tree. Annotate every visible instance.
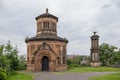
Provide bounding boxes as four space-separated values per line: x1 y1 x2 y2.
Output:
67 59 72 65
18 54 27 70
117 50 120 65
0 45 8 79
0 44 10 69
1 41 27 70
0 45 4 55
72 55 82 64
111 49 120 65
4 41 19 70
0 68 7 80
99 43 117 66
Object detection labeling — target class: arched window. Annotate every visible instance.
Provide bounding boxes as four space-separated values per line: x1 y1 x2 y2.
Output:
37 23 41 32
31 57 34 64
57 57 60 64
63 57 66 64
27 57 29 63
52 23 56 30
31 45 35 54
43 22 49 29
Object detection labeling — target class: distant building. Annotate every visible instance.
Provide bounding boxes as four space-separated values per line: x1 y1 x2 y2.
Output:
80 60 89 66
67 54 90 66
25 9 68 71
67 54 76 60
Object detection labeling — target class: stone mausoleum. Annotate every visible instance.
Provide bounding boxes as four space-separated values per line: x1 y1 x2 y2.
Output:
25 9 68 71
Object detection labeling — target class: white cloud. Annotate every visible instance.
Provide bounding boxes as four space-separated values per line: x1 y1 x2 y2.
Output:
0 0 120 55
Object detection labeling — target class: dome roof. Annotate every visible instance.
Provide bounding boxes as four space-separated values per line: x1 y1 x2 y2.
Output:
25 33 68 43
35 9 58 21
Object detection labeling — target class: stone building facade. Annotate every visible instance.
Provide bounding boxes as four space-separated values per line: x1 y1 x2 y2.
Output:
90 32 101 67
25 9 68 71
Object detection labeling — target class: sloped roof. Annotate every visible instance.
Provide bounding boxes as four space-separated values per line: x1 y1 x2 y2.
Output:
35 12 58 21
25 33 68 43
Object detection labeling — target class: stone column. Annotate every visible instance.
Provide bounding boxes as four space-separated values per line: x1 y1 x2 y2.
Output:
90 32 101 67
61 45 63 64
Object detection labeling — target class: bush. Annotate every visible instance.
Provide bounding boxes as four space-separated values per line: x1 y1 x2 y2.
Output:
0 68 7 80
0 72 7 80
17 65 26 70
68 64 80 69
67 59 72 65
0 68 7 75
10 71 18 75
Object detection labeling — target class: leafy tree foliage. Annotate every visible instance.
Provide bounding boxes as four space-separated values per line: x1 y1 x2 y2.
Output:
99 43 120 66
0 41 20 72
71 56 82 64
0 41 27 79
4 41 19 70
18 55 27 70
67 55 90 69
0 44 10 70
0 45 4 55
0 68 7 80
67 59 72 65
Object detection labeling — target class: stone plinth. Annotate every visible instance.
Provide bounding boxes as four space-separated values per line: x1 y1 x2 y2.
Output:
90 62 101 67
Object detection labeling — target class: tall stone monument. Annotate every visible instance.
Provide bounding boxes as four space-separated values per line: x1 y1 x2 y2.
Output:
90 32 101 67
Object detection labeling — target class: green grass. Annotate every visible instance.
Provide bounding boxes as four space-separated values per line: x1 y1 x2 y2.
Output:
89 73 120 80
67 67 120 73
6 71 34 80
54 67 120 74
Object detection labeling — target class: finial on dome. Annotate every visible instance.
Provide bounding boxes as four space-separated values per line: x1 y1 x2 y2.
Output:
93 31 97 35
46 8 48 13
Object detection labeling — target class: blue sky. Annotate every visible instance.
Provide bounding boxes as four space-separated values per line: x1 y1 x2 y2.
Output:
0 0 120 55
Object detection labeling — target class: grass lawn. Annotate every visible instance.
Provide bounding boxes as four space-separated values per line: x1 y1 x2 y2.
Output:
89 73 120 80
68 67 120 72
6 71 34 80
6 67 120 80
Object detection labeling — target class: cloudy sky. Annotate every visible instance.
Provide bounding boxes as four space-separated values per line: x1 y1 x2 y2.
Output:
0 0 120 55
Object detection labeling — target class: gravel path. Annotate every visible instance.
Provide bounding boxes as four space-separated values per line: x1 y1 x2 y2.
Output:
34 72 114 80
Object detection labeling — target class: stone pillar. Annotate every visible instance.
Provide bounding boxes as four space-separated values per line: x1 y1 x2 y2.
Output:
90 32 101 67
60 45 63 64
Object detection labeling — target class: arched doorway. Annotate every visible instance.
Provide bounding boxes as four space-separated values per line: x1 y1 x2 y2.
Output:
42 56 49 71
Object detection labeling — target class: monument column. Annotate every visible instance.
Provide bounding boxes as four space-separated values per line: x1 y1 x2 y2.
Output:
90 32 101 67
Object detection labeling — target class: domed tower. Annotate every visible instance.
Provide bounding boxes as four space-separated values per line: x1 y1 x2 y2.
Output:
90 32 101 67
36 8 58 36
25 9 68 71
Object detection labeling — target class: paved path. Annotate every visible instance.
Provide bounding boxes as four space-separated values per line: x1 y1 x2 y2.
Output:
35 72 114 80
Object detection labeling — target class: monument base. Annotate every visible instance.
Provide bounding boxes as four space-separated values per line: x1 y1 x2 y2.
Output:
90 62 101 67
